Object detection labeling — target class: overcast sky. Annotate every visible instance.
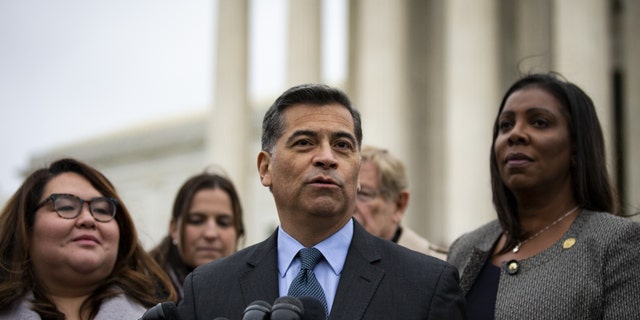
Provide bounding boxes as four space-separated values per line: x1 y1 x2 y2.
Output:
0 0 216 198
0 0 345 200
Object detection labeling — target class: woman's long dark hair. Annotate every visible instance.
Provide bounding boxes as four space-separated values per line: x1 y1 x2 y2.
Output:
0 158 176 319
490 73 619 253
150 171 245 301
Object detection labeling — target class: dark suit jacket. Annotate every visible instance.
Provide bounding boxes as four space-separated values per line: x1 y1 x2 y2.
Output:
177 220 466 319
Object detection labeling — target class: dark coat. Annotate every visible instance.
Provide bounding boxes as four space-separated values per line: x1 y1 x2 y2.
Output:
178 219 466 320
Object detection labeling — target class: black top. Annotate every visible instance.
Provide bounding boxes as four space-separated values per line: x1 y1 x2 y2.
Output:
466 258 500 320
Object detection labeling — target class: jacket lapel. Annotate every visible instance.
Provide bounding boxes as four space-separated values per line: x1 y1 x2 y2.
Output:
239 230 280 306
459 223 502 294
459 247 490 294
329 222 384 319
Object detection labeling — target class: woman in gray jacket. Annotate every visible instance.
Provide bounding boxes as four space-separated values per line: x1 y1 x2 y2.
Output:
448 73 640 320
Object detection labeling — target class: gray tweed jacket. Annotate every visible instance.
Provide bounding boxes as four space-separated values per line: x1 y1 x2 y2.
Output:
448 210 640 320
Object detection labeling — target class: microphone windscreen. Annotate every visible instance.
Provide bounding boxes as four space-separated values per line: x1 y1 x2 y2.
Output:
139 303 164 320
298 296 326 320
242 300 272 320
139 302 181 320
161 302 181 320
271 296 304 320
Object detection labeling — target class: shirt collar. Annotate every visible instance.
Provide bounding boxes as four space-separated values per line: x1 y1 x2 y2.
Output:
278 218 353 277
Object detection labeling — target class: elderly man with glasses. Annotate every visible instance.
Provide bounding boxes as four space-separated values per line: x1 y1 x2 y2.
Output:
354 145 447 260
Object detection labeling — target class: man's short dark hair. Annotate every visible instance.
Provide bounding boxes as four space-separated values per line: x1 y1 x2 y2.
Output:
261 84 363 153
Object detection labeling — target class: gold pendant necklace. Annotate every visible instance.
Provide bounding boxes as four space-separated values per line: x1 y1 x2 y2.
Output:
512 206 580 253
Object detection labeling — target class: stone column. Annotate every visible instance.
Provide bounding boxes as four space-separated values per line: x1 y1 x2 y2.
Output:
287 0 322 85
513 0 552 76
347 0 410 159
553 0 614 173
349 0 439 239
207 0 256 244
403 0 447 246
442 0 499 243
623 0 640 217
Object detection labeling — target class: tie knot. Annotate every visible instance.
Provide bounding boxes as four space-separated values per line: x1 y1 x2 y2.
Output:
298 247 323 270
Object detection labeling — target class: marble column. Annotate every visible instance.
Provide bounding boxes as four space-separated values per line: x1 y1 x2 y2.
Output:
207 0 256 243
287 0 322 85
442 0 499 243
553 0 614 173
623 0 640 217
347 0 410 158
349 0 437 240
513 0 552 76
403 0 448 246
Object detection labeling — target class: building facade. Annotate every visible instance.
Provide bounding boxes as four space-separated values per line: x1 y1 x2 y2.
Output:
23 0 640 249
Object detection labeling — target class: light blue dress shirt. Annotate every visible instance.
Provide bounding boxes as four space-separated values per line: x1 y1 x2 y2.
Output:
278 218 353 315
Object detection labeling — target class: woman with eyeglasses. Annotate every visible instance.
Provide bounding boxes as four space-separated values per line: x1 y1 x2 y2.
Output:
149 171 245 302
0 158 176 319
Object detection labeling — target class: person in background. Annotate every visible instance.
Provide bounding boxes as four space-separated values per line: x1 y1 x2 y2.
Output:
447 73 640 319
354 145 447 260
150 171 245 302
0 158 176 320
178 83 465 319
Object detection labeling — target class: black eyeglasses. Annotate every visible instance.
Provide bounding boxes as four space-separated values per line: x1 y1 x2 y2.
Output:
37 193 118 222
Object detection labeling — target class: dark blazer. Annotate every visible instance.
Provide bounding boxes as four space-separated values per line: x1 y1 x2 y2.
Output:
177 219 466 320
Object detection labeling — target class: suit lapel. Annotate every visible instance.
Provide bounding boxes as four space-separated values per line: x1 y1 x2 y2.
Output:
239 230 280 306
459 247 490 294
330 222 384 319
459 224 502 294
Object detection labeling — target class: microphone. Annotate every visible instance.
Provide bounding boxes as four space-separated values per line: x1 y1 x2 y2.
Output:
298 297 326 320
242 300 272 320
139 301 181 320
270 296 304 320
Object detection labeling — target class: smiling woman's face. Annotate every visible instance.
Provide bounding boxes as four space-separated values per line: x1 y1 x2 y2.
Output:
30 172 120 289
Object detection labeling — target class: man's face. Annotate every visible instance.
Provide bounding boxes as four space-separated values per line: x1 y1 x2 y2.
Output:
258 103 361 228
354 161 404 240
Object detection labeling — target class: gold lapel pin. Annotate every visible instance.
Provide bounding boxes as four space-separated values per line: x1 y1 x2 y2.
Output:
563 237 576 249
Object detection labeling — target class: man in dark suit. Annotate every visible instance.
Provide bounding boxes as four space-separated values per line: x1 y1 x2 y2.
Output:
177 84 465 319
